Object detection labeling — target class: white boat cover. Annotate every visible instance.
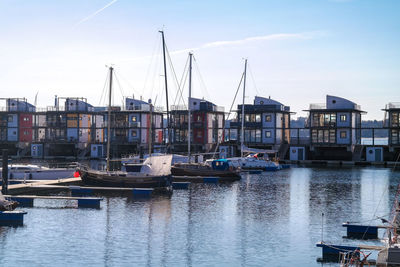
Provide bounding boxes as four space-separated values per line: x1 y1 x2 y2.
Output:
140 155 173 176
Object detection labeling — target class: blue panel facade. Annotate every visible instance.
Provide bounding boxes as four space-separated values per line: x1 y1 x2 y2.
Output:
67 128 78 141
7 128 18 141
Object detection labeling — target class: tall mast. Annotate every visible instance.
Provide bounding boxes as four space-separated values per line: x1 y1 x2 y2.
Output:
159 30 171 151
241 59 247 158
188 52 193 161
148 102 152 156
106 66 113 171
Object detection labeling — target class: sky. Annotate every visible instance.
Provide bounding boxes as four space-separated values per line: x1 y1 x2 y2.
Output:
0 0 399 120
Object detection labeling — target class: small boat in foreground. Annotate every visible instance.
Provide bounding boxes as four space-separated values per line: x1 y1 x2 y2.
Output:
78 155 173 192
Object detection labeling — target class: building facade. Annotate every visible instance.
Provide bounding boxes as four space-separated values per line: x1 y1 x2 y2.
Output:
383 102 400 160
0 96 163 159
228 96 292 157
306 95 365 160
170 98 225 153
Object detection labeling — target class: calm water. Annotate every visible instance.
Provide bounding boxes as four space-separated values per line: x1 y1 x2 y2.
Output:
1 167 400 266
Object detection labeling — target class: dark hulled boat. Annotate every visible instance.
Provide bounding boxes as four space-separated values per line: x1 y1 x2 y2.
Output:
79 168 171 188
171 159 241 182
78 155 173 192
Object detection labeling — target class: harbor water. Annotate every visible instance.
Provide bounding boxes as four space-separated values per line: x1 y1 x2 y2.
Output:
1 166 400 266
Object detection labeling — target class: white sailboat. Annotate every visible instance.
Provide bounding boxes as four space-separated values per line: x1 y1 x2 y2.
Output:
225 59 281 172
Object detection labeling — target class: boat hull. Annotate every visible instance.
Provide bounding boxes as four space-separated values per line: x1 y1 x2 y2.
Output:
1 169 76 180
79 168 172 189
171 166 241 180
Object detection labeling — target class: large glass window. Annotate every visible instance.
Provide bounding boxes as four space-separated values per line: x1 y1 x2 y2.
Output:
312 112 337 127
312 129 336 143
391 112 399 127
392 130 399 145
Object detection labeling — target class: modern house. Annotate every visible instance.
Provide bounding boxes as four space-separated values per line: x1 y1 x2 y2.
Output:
105 97 164 157
0 96 164 159
228 96 292 158
382 102 400 160
170 97 225 153
0 98 36 156
305 95 365 160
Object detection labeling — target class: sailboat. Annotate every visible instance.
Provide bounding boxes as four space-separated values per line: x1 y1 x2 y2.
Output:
220 59 281 172
77 66 173 191
169 53 241 180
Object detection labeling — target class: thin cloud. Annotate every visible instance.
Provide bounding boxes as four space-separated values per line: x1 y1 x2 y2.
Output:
75 0 118 26
118 31 326 62
171 31 326 55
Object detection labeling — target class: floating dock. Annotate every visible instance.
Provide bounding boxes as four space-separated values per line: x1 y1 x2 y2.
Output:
3 194 103 209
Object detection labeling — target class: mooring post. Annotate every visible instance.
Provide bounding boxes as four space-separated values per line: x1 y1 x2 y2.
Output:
2 149 8 195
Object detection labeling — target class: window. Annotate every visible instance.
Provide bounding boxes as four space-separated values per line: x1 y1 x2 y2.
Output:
197 131 203 138
8 115 13 122
131 130 137 137
24 130 29 135
245 114 250 122
255 114 261 123
265 115 271 122
23 117 29 121
265 131 271 138
131 116 137 122
340 131 347 139
340 115 347 122
255 129 261 142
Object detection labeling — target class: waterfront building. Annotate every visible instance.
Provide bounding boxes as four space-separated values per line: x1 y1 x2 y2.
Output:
0 96 163 159
0 98 36 156
305 95 365 160
170 97 225 153
106 97 164 157
228 96 292 158
383 102 400 159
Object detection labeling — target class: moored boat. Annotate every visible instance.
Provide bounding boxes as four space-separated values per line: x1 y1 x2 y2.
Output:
0 164 77 180
78 154 173 191
171 159 241 181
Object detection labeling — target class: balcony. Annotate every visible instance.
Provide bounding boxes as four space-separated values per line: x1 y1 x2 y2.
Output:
387 102 400 109
309 103 326 110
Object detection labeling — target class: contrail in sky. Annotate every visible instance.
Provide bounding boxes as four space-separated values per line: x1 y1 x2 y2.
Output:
117 31 326 62
75 0 118 26
170 31 325 55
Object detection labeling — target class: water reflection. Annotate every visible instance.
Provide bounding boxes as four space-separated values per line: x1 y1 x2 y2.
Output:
0 167 400 266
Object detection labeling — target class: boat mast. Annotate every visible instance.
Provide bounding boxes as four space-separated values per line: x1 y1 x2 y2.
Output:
106 66 113 171
159 30 171 151
188 52 193 161
241 59 247 158
148 102 152 156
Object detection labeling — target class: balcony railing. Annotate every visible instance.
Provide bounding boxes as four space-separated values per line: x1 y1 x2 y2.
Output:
387 102 400 109
171 105 187 111
309 103 326 110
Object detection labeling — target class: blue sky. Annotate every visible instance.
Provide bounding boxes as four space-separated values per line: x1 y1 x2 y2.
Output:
0 0 399 119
